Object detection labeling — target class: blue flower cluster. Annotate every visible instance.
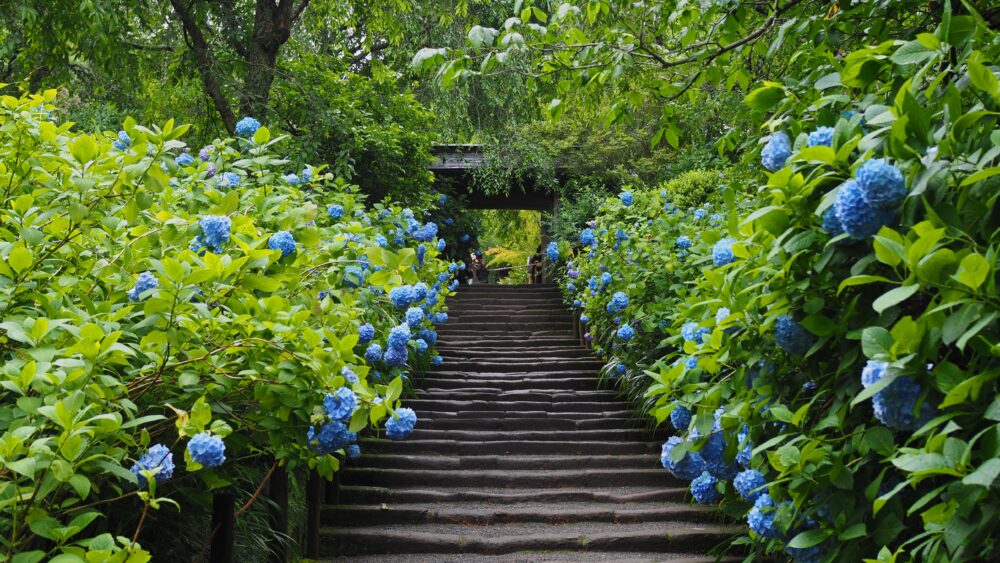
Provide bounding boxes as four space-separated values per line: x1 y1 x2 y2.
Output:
676 235 692 249
670 404 692 431
761 132 791 172
193 215 231 254
364 343 383 362
390 285 416 309
580 228 596 247
546 241 559 261
860 360 936 430
268 231 296 256
235 116 262 137
606 291 629 314
833 159 906 238
616 324 635 341
308 420 351 454
734 469 767 502
324 387 358 421
128 271 158 301
807 126 834 147
177 153 195 167
775 315 814 356
661 436 705 480
681 322 710 344
385 407 417 439
690 471 721 504
131 443 174 486
114 131 131 151
712 238 735 267
405 307 424 327
620 191 633 206
328 204 344 219
748 494 782 539
218 171 240 189
414 222 438 242
188 433 226 468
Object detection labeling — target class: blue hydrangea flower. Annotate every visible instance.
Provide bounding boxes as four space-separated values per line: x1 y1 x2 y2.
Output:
199 146 213 161
747 494 782 539
235 116 262 137
580 228 597 247
734 469 767 502
620 191 633 206
131 444 174 486
364 343 383 363
128 271 159 301
328 204 344 219
346 444 361 460
198 215 231 253
113 130 131 151
414 338 428 353
690 471 721 504
218 171 240 189
775 315 814 356
736 425 752 467
383 345 408 367
580 314 590 324
308 420 351 454
431 312 448 324
187 432 226 468
715 308 730 325
268 231 296 256
568 283 576 292
700 432 736 480
414 222 438 242
405 307 425 327
448 280 459 292
418 328 437 345
615 229 628 243
600 272 612 286
861 361 936 430
388 324 411 348
390 285 416 309
676 236 692 249
821 206 844 236
861 360 887 388
177 153 195 167
412 283 428 302
834 179 893 239
694 208 707 220
857 158 907 208
324 387 358 421
684 356 698 370
341 366 359 384
432 355 443 366
761 132 791 172
546 242 559 261
660 437 705 480
436 239 446 251
344 265 364 288
607 292 629 314
460 233 470 242
205 162 217 179
807 126 834 147
283 173 300 185
385 407 417 439
681 322 710 344
616 324 635 341
615 364 626 375
712 238 735 267
670 404 692 431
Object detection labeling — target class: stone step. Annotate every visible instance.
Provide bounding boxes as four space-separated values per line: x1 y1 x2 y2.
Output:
436 348 591 359
410 390 617 403
340 467 670 489
423 370 600 380
413 409 635 420
415 416 635 431
399 428 649 443
360 438 660 456
418 377 599 391
441 321 575 332
436 327 574 336
323 501 714 526
448 298 565 307
428 360 601 373
318 521 743 556
351 454 658 471
320 552 739 563
448 312 571 322
335 485 689 505
401 399 621 413
435 337 581 347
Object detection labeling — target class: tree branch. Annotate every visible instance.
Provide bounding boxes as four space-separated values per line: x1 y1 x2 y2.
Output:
168 0 237 132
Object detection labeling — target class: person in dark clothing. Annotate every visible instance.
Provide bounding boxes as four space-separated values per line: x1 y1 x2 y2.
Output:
528 245 544 284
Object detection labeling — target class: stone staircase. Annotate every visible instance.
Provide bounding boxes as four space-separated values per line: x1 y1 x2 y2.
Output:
319 284 740 561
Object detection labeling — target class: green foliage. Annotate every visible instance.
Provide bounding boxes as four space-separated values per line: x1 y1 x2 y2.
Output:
0 91 452 558
656 169 728 210
559 8 1000 562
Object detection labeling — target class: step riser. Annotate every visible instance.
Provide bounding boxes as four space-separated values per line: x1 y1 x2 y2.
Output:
322 506 714 526
351 454 658 470
410 393 616 404
435 339 581 347
427 361 600 373
402 429 649 442
334 487 690 506
410 410 635 420
418 378 599 391
360 439 660 456
414 418 634 431
401 400 621 412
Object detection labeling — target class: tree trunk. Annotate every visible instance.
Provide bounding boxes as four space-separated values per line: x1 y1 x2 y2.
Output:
169 0 237 132
240 0 310 121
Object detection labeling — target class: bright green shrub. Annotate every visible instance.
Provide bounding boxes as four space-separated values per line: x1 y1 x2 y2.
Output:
559 8 999 562
0 91 454 559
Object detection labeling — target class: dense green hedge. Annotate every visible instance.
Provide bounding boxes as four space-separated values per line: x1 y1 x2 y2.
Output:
554 10 1000 562
0 92 454 560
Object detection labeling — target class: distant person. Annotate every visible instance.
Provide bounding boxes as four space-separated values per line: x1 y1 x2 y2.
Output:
475 251 489 283
528 245 544 284
469 251 487 284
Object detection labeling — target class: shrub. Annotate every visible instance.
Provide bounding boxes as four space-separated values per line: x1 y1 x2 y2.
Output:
558 10 1000 562
0 91 454 558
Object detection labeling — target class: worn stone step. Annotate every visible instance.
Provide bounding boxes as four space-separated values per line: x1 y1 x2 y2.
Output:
352 454 658 471
448 312 571 322
318 521 742 556
335 485 689 505
320 552 740 563
323 502 715 526
413 409 634 420
429 360 601 373
415 416 635 431
436 348 591 359
340 467 670 489
418 377 599 391
360 438 660 456
435 337 581 347
441 321 575 332
401 399 621 413
436 327 575 337
400 428 648 443
423 371 600 381
411 391 616 403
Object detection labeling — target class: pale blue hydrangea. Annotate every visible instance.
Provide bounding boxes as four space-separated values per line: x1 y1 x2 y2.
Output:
431 312 448 324
546 242 559 261
390 285 416 309
432 355 443 366
341 366 359 384
268 231 296 256
414 338 428 353
235 116 262 137
412 283 428 302
807 126 834 147
128 271 159 301
131 443 174 486
414 222 438 242
358 325 376 344
694 208 707 220
375 234 388 248
177 153 195 167
198 215 231 253
761 132 791 172
684 356 699 370
388 324 411 348
712 238 736 267
328 204 344 219
747 493 782 539
343 265 364 288
606 292 629 314
385 407 417 439
617 324 635 341
681 322 710 344
690 471 721 504
580 314 590 323
218 171 240 189
600 272 612 286
676 235 692 249
734 469 767 502
308 420 351 454
775 315 814 356
364 343 383 362
856 158 907 208
187 432 226 468
113 131 131 151
660 437 705 480
736 425 753 467
620 191 633 206
324 387 358 421
715 308 730 325
580 228 596 247
405 307 425 327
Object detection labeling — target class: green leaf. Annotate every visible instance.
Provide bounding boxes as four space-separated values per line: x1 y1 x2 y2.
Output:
873 235 905 267
69 134 98 163
861 327 894 358
967 55 1000 102
838 275 893 294
252 126 270 145
467 25 499 49
12 551 46 563
892 453 960 476
952 253 990 290
386 377 403 403
787 528 832 549
959 166 1000 187
744 85 785 112
890 40 935 65
872 284 919 313
838 523 868 541
865 426 895 456
9 246 33 273
963 458 1000 487
243 274 282 293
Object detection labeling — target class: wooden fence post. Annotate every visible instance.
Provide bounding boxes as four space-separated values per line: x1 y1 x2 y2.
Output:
210 491 235 563
305 470 322 558
268 466 289 563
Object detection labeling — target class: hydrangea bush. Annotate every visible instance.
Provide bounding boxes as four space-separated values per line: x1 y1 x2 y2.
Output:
557 12 1000 562
0 92 455 559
